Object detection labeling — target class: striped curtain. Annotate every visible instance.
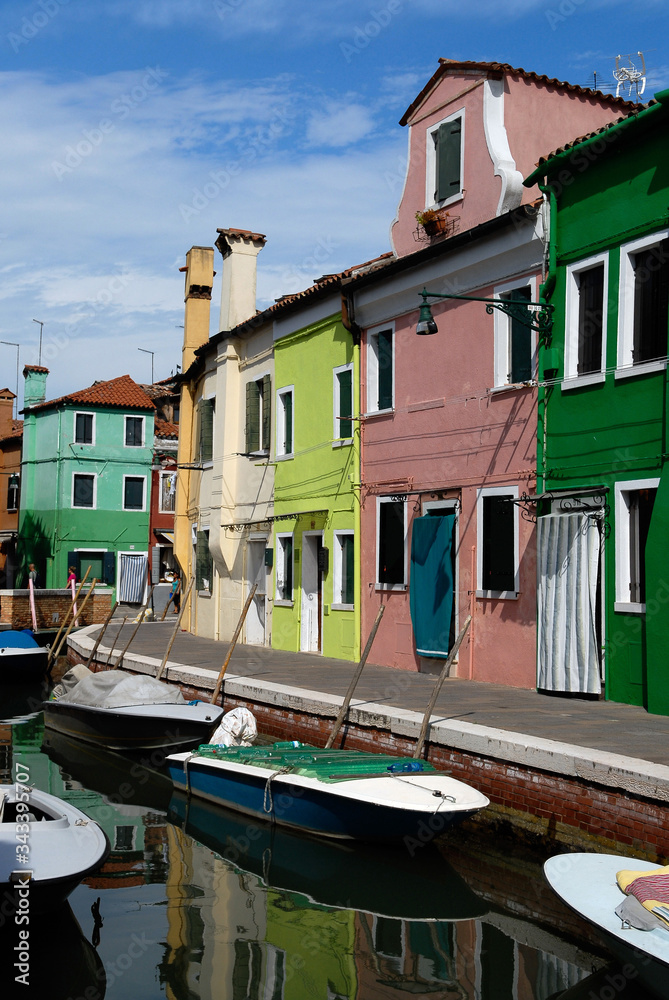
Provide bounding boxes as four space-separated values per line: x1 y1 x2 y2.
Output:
118 553 148 603
537 512 601 694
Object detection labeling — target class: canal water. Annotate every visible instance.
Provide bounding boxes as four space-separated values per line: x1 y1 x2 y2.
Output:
0 682 652 1000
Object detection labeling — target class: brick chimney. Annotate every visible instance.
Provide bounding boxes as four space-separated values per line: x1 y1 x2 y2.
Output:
22 366 49 408
215 228 266 332
181 246 215 374
0 388 15 436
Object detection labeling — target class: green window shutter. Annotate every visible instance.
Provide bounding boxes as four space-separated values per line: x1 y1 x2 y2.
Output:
633 238 669 364
378 501 404 585
435 117 461 203
196 531 212 591
482 495 515 592
342 534 354 605
199 398 214 464
377 330 393 410
577 267 604 376
337 369 352 438
284 391 293 453
509 287 532 383
246 381 260 453
261 374 271 450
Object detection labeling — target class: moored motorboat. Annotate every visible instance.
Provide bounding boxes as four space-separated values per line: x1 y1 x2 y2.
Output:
544 853 669 1000
43 666 225 751
166 741 490 842
0 783 109 915
0 630 49 681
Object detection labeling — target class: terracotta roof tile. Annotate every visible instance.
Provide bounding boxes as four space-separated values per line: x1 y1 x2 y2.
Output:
155 419 178 438
0 419 22 443
27 374 155 413
400 59 637 126
23 365 49 375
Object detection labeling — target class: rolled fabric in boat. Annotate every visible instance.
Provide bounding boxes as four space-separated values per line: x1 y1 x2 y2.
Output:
617 865 669 929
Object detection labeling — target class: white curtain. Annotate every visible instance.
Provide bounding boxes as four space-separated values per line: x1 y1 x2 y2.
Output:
537 512 601 694
118 553 148 604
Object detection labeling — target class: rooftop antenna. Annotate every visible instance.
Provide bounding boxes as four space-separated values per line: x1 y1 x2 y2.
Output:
138 347 155 383
613 52 646 101
32 319 44 365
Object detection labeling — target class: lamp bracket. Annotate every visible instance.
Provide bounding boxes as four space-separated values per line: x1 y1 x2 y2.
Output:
419 288 553 340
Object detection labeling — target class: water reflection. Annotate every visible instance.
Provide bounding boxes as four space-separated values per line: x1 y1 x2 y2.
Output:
0 690 641 999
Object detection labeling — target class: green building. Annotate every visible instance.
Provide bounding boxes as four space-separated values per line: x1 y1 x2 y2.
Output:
526 90 669 713
19 366 155 600
271 307 360 660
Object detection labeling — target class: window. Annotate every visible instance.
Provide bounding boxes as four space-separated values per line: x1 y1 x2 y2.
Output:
618 232 669 376
198 397 215 464
333 531 354 607
565 254 607 384
615 479 658 611
123 476 145 511
196 528 212 593
367 325 393 413
246 375 271 453
72 473 96 509
494 280 534 387
6 474 19 512
125 415 144 447
477 487 518 597
333 364 353 441
276 386 293 457
275 533 293 603
159 471 176 513
74 412 94 445
377 498 406 587
426 109 464 207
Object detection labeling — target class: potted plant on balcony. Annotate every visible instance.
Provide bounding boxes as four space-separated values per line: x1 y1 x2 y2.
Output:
415 209 449 237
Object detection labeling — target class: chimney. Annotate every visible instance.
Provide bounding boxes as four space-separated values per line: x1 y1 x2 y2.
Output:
0 388 15 436
181 246 215 374
215 228 266 332
22 365 49 408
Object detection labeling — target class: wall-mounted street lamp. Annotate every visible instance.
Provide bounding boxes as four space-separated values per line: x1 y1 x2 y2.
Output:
416 287 554 338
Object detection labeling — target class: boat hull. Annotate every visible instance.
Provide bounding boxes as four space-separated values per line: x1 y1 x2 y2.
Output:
0 645 48 682
43 698 224 751
167 751 489 842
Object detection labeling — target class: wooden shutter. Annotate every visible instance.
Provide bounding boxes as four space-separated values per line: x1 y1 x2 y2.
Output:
342 534 354 605
103 552 116 585
577 267 604 375
482 495 515 592
196 531 212 591
378 501 404 584
283 391 293 453
261 374 271 451
435 118 462 203
377 330 393 410
509 287 532 383
199 398 214 463
246 381 260 453
151 546 161 584
338 369 352 438
633 238 669 364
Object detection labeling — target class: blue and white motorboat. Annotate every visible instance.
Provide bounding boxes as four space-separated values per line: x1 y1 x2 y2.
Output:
166 741 490 842
0 630 49 681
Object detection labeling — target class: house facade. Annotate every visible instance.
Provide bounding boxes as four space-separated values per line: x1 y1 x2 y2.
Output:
525 89 669 712
19 366 155 600
345 60 633 683
0 388 21 587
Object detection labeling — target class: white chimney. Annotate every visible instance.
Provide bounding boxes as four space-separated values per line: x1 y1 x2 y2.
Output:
215 228 266 332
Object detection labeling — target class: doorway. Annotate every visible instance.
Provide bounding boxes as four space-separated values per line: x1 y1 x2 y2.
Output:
300 532 323 653
245 540 267 646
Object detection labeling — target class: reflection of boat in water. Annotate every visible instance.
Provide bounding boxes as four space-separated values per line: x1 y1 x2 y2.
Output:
0 900 105 999
168 790 487 922
41 728 174 813
544 853 669 1000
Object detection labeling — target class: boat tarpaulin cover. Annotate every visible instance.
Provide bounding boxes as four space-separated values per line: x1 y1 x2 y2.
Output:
58 670 185 709
0 630 39 649
409 514 454 658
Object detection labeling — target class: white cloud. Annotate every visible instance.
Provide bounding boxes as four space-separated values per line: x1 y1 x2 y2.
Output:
306 102 375 147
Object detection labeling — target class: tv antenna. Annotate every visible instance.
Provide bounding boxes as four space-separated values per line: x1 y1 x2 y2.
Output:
613 52 646 100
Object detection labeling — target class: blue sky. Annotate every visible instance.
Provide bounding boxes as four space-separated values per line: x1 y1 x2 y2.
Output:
0 0 667 402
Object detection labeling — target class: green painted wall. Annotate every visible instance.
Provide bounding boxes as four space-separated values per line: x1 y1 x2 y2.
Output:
272 313 360 660
19 403 153 595
536 94 669 712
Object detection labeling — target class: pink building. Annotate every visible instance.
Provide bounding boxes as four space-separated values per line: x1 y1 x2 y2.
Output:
345 61 632 685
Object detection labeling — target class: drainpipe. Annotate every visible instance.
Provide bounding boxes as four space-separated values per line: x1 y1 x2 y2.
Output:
536 182 557 495
341 291 363 659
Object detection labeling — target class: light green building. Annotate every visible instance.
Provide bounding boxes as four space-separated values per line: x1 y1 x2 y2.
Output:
19 366 155 599
272 310 360 660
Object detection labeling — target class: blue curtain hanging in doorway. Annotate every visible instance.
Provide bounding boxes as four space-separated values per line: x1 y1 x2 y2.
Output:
409 514 454 658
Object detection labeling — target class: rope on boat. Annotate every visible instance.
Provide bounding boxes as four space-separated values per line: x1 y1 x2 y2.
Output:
263 766 292 815
387 773 457 814
182 752 199 797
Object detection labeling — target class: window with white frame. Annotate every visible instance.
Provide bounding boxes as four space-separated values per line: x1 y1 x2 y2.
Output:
6 474 19 512
425 109 464 208
333 531 354 607
615 479 658 611
159 470 176 512
477 486 518 597
72 472 96 509
246 375 271 453
376 497 406 588
565 253 608 383
276 386 293 458
494 279 534 387
275 533 293 603
367 325 393 413
125 415 144 447
198 397 215 464
618 231 669 375
333 364 353 441
74 411 94 445
123 475 145 511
